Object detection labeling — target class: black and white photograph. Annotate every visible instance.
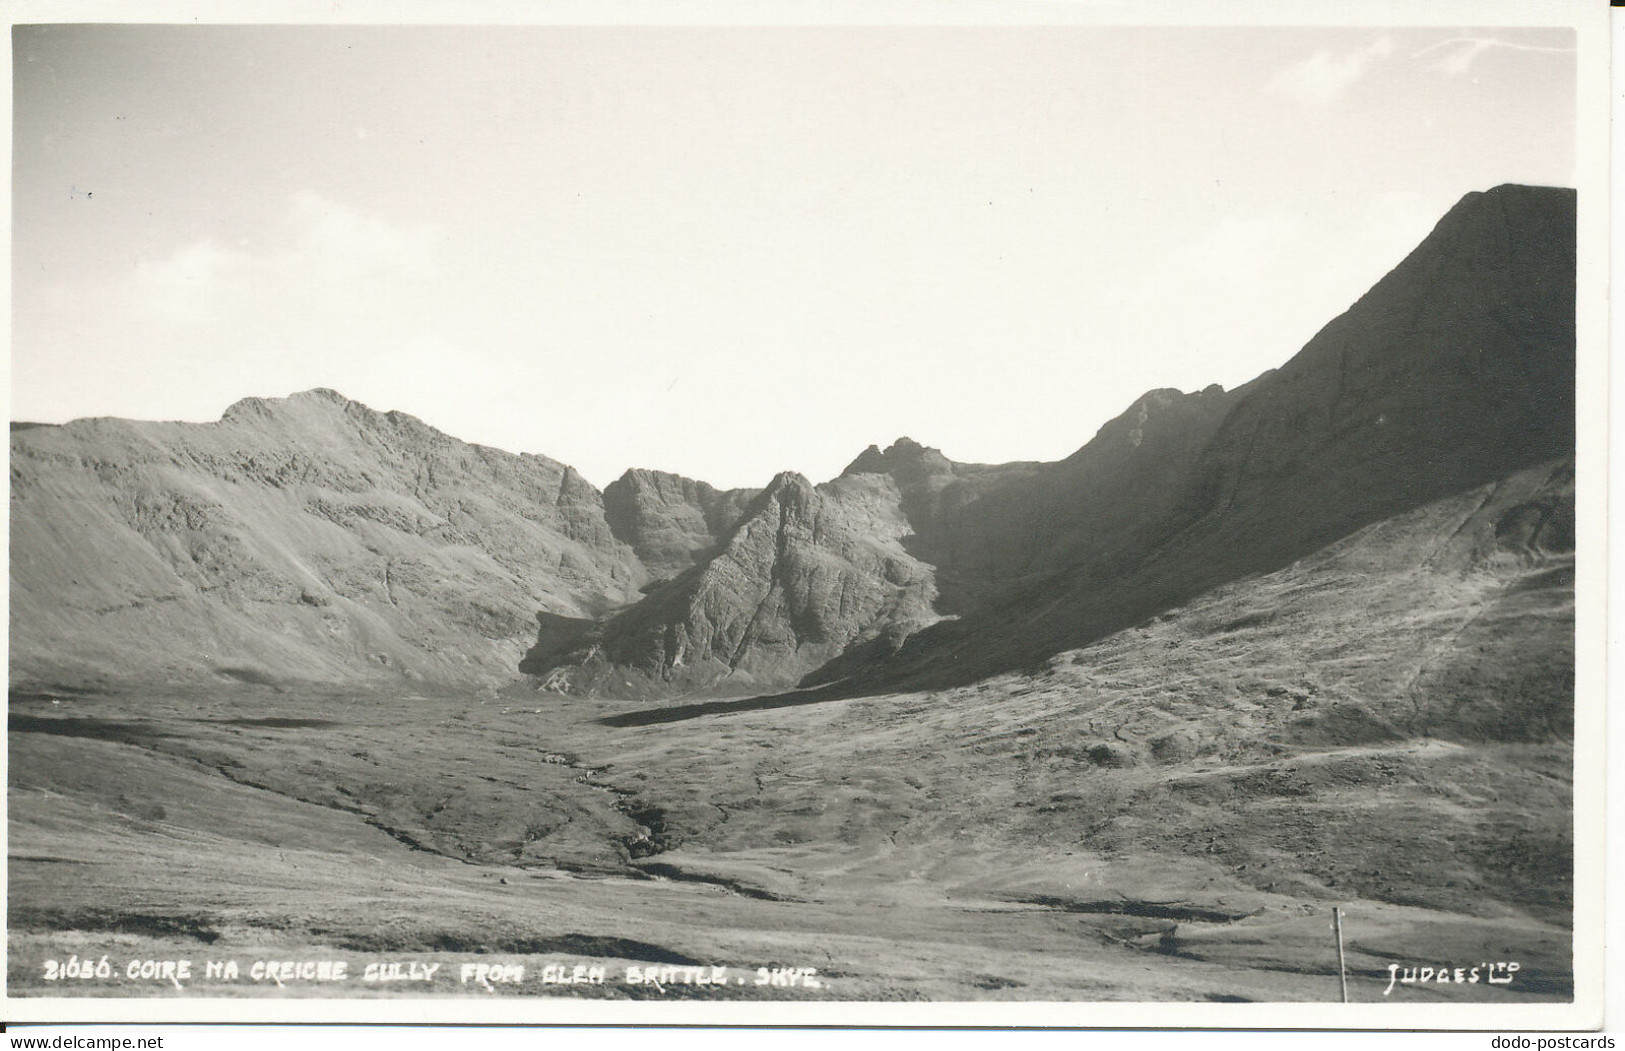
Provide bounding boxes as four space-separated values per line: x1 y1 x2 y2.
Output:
4 0 1609 1032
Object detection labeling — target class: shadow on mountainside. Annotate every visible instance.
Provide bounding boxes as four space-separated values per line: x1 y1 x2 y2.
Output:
597 470 1573 743
596 684 853 727
812 185 1578 697
539 185 1577 710
822 453 1574 699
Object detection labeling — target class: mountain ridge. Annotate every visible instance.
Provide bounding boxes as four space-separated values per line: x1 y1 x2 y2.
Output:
10 387 648 687
10 183 1576 702
520 182 1575 698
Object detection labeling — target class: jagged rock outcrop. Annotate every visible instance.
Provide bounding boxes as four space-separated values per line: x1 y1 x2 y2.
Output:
842 436 956 483
601 469 759 582
521 470 940 697
510 375 1238 700
9 389 650 688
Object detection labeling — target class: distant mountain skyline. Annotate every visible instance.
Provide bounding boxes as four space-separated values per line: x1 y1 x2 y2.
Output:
11 22 1580 489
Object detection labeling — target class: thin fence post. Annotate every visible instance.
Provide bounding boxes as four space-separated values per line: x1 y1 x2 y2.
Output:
1333 906 1349 1003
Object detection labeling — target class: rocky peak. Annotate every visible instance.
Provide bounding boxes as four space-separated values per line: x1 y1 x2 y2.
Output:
613 467 677 493
840 437 954 483
758 471 816 515
220 387 372 426
764 469 814 493
289 387 352 405
1086 385 1232 452
523 459 939 698
602 467 761 580
555 464 600 503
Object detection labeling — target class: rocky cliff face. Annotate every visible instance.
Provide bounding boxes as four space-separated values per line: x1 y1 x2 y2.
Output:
9 389 654 688
601 469 759 582
522 470 940 698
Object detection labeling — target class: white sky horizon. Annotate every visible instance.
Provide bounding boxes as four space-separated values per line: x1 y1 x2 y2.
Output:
12 22 1578 490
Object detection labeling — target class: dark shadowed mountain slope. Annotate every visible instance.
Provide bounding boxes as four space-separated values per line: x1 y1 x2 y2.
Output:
522 184 1574 700
859 183 1575 691
846 385 1242 615
837 437 1041 613
1182 183 1574 557
523 381 1243 700
9 389 655 688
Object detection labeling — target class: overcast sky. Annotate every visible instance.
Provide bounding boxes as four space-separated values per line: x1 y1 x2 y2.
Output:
12 22 1578 488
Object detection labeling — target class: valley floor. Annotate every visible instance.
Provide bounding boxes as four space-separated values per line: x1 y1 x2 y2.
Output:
8 672 1571 1007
